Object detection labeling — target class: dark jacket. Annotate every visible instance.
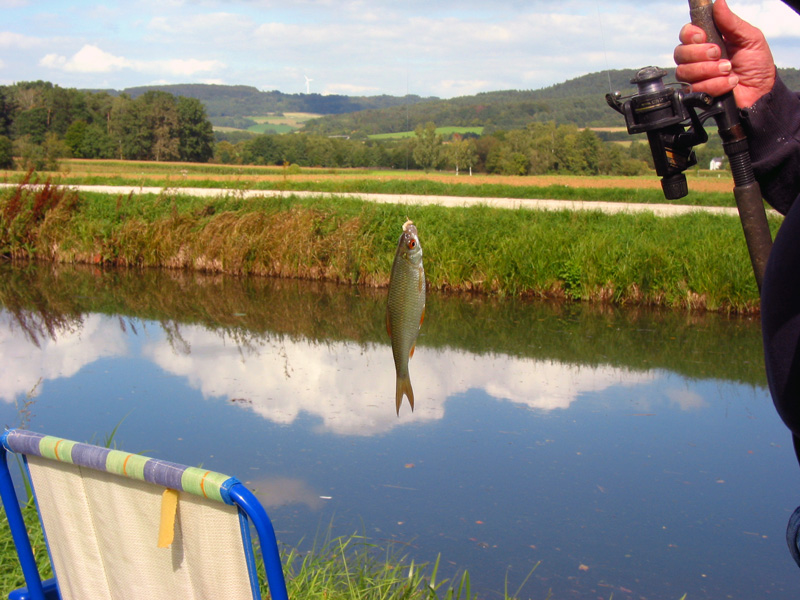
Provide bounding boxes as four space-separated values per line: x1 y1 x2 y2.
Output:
742 74 800 440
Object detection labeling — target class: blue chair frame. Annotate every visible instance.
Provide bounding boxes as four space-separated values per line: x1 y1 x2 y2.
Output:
0 429 290 600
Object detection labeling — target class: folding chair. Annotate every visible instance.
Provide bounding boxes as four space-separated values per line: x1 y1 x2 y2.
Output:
0 428 290 600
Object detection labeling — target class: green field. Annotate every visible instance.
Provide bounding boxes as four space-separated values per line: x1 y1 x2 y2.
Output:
368 126 484 140
215 112 323 135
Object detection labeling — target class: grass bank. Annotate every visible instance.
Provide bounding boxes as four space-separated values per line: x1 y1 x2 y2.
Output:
0 499 482 600
0 177 775 311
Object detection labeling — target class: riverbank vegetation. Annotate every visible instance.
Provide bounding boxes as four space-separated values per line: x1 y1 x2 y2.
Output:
0 174 775 312
0 496 480 600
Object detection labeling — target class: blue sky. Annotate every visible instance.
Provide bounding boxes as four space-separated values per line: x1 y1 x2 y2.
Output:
1 0 798 98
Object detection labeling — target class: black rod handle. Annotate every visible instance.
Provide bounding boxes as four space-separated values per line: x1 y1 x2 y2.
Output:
688 0 773 291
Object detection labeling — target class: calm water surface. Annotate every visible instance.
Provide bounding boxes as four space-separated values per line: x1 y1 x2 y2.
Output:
0 264 797 599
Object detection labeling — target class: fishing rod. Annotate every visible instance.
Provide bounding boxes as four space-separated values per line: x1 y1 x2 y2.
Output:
606 0 773 290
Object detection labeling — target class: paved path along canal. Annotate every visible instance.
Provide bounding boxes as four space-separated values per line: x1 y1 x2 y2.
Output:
3 183 776 218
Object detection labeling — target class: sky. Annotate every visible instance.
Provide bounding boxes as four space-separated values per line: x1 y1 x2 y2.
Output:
1 0 799 99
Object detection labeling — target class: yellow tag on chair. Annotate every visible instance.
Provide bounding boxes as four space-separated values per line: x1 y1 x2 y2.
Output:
158 488 179 548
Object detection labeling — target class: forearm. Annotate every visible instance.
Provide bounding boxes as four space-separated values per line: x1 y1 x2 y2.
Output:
741 74 800 215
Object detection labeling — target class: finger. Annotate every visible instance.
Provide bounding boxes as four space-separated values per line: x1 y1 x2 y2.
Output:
675 59 732 82
683 74 739 97
673 43 721 66
678 23 707 44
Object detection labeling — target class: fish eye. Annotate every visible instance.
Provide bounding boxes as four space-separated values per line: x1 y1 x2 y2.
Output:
408 239 416 249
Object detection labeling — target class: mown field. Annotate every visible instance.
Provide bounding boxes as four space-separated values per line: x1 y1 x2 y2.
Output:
213 112 322 135
0 163 776 312
3 159 738 205
368 126 484 140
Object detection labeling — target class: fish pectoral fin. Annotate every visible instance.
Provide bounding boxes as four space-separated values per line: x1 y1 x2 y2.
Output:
409 344 415 359
419 307 425 327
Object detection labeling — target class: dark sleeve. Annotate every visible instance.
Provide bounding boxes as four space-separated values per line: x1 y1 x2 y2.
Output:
741 74 800 215
752 76 800 438
762 198 800 438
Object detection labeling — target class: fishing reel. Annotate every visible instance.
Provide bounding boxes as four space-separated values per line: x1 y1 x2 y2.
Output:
606 66 720 200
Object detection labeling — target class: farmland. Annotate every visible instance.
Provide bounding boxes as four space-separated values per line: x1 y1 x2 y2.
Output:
214 112 323 135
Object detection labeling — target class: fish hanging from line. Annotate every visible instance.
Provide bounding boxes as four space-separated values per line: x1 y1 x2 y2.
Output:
386 219 426 416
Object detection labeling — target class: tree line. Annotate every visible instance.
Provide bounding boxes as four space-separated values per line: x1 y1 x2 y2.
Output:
0 80 214 170
217 121 653 176
0 80 715 177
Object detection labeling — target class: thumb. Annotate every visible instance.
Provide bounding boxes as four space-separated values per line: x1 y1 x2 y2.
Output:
713 0 757 44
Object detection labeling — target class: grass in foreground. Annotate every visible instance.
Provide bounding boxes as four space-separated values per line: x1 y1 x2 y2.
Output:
277 534 481 600
0 499 481 600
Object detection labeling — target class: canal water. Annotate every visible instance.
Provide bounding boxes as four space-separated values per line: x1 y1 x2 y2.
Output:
0 263 797 599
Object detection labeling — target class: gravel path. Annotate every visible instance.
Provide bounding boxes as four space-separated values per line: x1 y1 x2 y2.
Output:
1 183 764 218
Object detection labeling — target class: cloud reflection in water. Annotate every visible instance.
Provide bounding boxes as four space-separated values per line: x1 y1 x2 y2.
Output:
6 315 659 434
0 313 128 403
0 312 660 435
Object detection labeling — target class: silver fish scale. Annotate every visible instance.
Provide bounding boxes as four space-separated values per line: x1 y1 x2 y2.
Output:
387 224 426 413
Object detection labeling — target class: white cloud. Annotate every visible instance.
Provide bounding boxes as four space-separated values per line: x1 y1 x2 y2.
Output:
40 44 132 73
735 0 800 37
154 58 225 76
38 44 224 77
3 0 800 103
322 82 380 95
436 80 492 97
0 31 41 49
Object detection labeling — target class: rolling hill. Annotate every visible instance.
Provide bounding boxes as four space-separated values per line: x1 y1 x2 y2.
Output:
107 67 800 138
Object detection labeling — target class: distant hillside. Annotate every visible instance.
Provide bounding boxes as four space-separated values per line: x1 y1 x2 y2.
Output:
300 67 800 136
104 67 800 137
117 83 436 120
299 69 660 136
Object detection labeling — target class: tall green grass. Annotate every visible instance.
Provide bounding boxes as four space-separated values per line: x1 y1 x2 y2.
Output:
0 180 774 311
0 502 481 600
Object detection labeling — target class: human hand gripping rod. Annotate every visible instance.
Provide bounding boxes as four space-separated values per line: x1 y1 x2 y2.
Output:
688 0 772 290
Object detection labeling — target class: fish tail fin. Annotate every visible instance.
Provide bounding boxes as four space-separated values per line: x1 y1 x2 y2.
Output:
395 375 415 416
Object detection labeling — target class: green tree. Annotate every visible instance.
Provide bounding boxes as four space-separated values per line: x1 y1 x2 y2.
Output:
145 92 180 162
64 120 88 157
412 122 443 172
215 140 241 164
0 135 13 169
110 95 150 160
577 128 602 174
0 87 15 137
245 134 281 165
13 107 48 144
79 123 115 159
177 97 214 162
448 137 478 175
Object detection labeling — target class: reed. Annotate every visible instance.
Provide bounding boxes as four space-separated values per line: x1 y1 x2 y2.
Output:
0 181 774 311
